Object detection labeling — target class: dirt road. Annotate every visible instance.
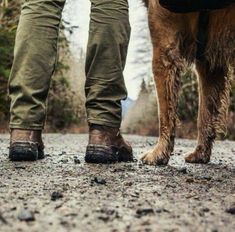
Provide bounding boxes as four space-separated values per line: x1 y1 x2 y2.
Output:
0 134 234 232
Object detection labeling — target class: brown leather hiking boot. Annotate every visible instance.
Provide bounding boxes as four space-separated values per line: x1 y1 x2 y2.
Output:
85 125 133 164
9 129 44 161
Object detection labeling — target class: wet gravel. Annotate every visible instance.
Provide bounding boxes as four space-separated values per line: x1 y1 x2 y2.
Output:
0 134 234 232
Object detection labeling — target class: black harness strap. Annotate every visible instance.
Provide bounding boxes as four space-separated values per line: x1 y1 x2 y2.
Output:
159 0 235 13
196 11 210 61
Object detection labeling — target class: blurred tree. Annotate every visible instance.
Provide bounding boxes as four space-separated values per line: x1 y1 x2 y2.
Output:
178 69 198 121
46 31 86 131
122 79 159 136
123 68 235 139
0 0 86 131
0 0 20 126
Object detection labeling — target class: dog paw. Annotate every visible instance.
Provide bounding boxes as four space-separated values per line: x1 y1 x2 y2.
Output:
141 150 169 166
185 151 210 164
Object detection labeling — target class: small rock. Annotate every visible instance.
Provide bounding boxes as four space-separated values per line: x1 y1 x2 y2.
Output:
98 215 109 222
156 208 170 214
65 213 78 217
202 207 210 213
51 191 63 201
60 158 68 164
147 141 154 146
100 208 116 216
112 168 124 173
226 206 235 215
136 208 154 217
17 208 35 222
74 156 81 164
186 178 194 183
133 158 138 163
130 192 140 198
178 167 187 174
15 166 26 170
59 151 66 156
124 181 133 187
211 229 218 232
60 220 69 226
165 183 176 188
92 177 106 185
200 175 212 181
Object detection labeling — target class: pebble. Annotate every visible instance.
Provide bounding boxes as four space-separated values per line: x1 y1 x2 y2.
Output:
74 156 81 164
226 206 235 215
60 158 69 164
186 178 194 183
15 166 26 170
59 151 66 156
136 208 154 217
200 175 212 181
92 177 106 185
178 167 187 174
147 141 154 146
156 208 170 214
123 181 133 187
202 207 210 213
17 208 35 222
98 215 109 222
51 191 63 201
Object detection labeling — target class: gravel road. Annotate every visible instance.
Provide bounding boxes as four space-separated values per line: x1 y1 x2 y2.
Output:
0 134 234 232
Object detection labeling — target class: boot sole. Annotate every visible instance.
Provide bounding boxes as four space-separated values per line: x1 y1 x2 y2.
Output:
9 142 44 161
85 145 133 164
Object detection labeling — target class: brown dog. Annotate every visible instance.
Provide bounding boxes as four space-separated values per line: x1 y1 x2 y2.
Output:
141 1 235 165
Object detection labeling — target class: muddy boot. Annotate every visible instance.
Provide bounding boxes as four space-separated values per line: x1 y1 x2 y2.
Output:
9 129 44 161
85 125 133 164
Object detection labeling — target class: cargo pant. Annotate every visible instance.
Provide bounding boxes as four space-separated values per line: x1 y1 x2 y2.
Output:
9 0 130 130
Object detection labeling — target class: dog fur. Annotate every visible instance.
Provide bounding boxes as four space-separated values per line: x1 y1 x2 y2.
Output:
141 0 235 165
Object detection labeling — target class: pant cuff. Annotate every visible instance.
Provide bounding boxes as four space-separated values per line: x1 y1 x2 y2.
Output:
87 119 121 128
9 123 43 130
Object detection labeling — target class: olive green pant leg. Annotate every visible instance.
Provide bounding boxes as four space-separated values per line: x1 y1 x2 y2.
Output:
85 0 131 128
9 0 66 130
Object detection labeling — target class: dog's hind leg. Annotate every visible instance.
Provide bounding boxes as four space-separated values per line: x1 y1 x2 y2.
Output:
141 44 184 166
185 61 230 163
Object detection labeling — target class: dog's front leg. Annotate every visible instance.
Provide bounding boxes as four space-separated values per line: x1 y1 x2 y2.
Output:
141 45 183 165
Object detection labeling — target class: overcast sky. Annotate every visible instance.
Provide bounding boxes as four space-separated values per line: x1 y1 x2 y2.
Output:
63 0 152 100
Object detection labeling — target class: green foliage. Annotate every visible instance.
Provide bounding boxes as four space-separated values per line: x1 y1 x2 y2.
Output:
0 0 20 124
0 30 13 77
47 76 80 130
0 29 13 122
0 1 84 131
46 32 85 131
229 79 235 112
124 69 235 139
178 69 198 121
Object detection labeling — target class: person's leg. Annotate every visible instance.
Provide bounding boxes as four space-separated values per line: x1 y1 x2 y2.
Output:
85 0 131 128
85 0 133 163
8 0 66 161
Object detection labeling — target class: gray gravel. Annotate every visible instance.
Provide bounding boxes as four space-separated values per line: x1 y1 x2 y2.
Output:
0 134 234 232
